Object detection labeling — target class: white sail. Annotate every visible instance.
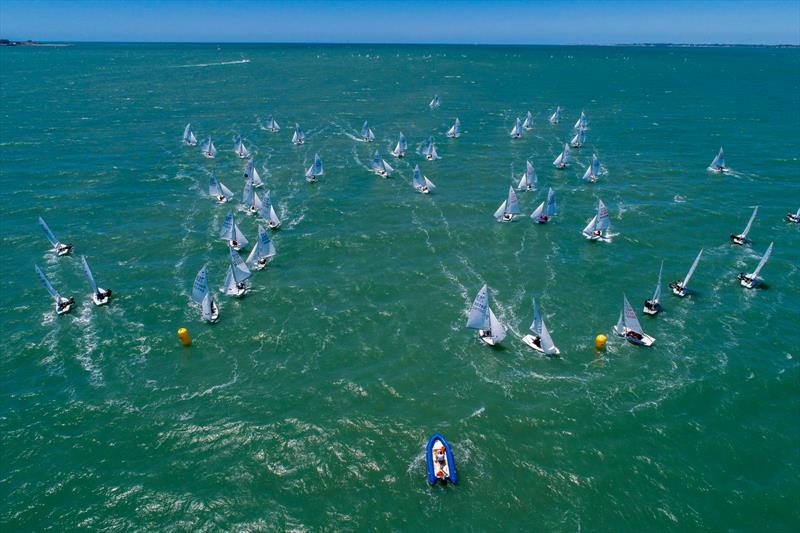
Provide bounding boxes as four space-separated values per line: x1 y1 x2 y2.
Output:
682 249 704 288
292 124 305 144
201 292 215 322
260 190 281 227
510 117 523 138
596 199 610 232
38 216 60 247
582 215 598 237
183 123 197 145
622 294 643 334
218 181 233 200
219 212 249 248
530 298 543 336
265 115 280 132
494 200 508 220
709 147 725 169
545 187 556 216
192 264 210 305
740 206 758 239
221 266 239 296
467 284 490 330
526 161 537 189
242 178 254 207
447 118 461 138
361 121 375 142
549 106 561 124
749 242 773 279
614 310 624 335
570 129 585 147
506 186 521 215
253 192 263 212
530 202 545 220
244 160 263 188
488 308 507 343
583 153 602 181
553 144 571 167
574 111 587 130
652 261 664 302
428 142 440 160
306 153 323 178
35 265 60 301
539 319 557 354
392 132 407 156
522 111 533 130
80 255 99 294
429 95 440 109
229 249 251 284
516 163 529 190
247 225 277 266
234 137 251 158
201 137 217 157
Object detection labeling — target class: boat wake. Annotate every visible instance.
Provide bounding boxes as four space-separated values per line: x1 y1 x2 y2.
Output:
172 59 251 68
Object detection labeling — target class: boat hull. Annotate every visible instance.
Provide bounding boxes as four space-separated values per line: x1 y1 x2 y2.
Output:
426 433 457 485
92 290 110 306
730 235 746 245
614 326 655 346
642 300 660 316
478 330 499 346
522 334 560 356
670 284 688 297
740 277 759 289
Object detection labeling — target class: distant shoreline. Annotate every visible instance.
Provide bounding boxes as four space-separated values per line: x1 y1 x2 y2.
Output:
0 39 71 47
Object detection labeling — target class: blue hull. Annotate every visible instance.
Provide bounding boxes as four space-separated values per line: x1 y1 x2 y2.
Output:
426 433 457 485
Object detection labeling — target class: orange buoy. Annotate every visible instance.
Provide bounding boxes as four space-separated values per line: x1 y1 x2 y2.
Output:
177 327 192 347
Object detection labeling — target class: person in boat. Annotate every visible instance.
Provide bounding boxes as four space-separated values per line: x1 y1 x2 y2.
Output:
737 272 750 283
217 195 225 202
97 288 112 300
258 258 267 267
627 330 643 341
539 215 549 223
503 213 513 222
231 240 238 248
526 184 533 192
532 336 542 348
644 299 657 310
786 212 799 222
57 297 75 311
593 230 601 237
435 446 447 466
669 281 682 292
236 282 246 291
57 243 73 254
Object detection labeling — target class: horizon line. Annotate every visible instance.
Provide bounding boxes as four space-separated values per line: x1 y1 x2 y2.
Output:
3 40 799 47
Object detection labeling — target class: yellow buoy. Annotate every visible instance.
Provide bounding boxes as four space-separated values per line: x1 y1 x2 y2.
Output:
177 327 192 347
595 334 607 351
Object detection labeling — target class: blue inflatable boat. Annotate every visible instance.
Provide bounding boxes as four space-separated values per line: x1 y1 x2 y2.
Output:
426 433 457 485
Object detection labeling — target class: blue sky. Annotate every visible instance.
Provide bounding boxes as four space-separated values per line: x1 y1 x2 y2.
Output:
1 0 798 45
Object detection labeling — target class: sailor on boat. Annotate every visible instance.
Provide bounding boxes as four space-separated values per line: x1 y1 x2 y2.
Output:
786 208 800 223
436 446 447 467
668 281 685 296
94 288 112 305
57 296 76 313
643 299 659 313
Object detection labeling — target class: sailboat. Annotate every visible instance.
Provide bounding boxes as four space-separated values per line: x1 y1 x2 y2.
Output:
81 255 111 306
243 159 264 188
517 161 537 192
669 249 703 297
447 118 461 138
219 211 249 251
466 284 507 346
242 177 257 214
613 294 655 346
573 111 587 130
522 298 560 356
509 117 523 139
494 186 522 222
265 115 280 133
786 208 800 223
570 128 586 148
220 248 251 298
200 137 217 158
192 264 219 323
643 261 664 315
738 242 773 289
549 106 561 124
361 121 375 142
246 224 277 270
182 123 197 146
531 187 556 224
391 132 408 158
421 137 441 161
305 153 324 183
38 216 72 256
292 124 305 145
35 265 74 315
412 164 436 194
429 95 440 110
209 174 233 203
234 136 251 159
582 153 603 183
522 111 534 130
707 147 729 173
730 206 758 245
582 199 612 242
553 143 572 169
259 190 282 229
371 150 394 177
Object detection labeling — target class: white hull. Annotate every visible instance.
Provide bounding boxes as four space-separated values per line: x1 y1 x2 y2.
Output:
642 300 660 316
614 326 655 346
216 196 228 204
534 216 550 225
253 260 269 271
247 206 258 216
730 235 746 245
268 222 281 230
554 163 567 170
786 214 800 223
707 166 730 174
522 334 560 356
510 134 522 139
203 152 215 159
55 244 72 256
221 286 248 298
228 241 243 252
306 176 318 183
570 142 582 148
738 275 759 289
478 330 498 346
293 140 305 145
56 297 73 315
414 186 430 194
583 233 611 243
392 151 405 158
670 284 687 297
496 215 516 223
92 290 110 306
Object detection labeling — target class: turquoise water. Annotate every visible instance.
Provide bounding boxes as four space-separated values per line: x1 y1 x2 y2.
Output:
1 44 799 531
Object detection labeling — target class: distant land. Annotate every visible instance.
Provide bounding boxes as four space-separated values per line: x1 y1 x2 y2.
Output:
0 39 70 47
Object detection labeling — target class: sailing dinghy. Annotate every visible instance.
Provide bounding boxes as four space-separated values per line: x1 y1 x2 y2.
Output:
242 177 257 214
244 159 264 188
643 261 664 315
523 111 534 130
426 433 457 485
522 298 560 355
670 249 703 297
613 294 655 346
570 128 586 148
429 95 440 110
494 186 522 222
371 150 394 177
292 124 305 145
38 216 72 256
531 187 556 224
192 264 219 323
234 137 251 159
466 284 507 346
220 248 251 298
421 137 441 161
182 124 197 146
738 242 773 289
201 137 217 158
549 106 561 124
447 118 461 138
730 206 757 245
81 255 111 306
553 143 572 169
210 174 233 203
265 115 280 132
35 265 74 315
786 208 800 223
509 117 523 139
219 212 249 251
361 121 375 142
574 111 587 131
246 224 277 270
582 199 612 242
707 147 729 173
412 164 436 194
391 132 408 158
305 153 324 183
259 190 282 230
517 161 537 192
582 154 604 183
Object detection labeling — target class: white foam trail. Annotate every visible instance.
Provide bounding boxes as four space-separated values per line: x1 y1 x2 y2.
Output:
172 59 251 68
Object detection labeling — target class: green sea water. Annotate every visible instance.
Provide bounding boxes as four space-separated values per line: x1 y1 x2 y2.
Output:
1 44 799 531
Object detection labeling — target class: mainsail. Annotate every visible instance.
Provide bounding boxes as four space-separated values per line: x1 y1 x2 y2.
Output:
361 121 375 142
523 111 534 130
652 261 664 302
709 147 725 169
219 212 249 248
682 249 704 288
466 285 490 330
583 154 602 181
192 264 211 305
35 265 60 302
292 124 305 144
244 160 263 188
265 115 280 132
510 117 523 138
622 294 643 334
447 118 461 138
306 153 324 179
740 206 758 239
749 242 773 279
549 106 561 124
183 123 197 145
392 132 407 156
246 225 277 266
80 255 99 294
553 144 572 167
38 216 60 248
201 137 217 157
